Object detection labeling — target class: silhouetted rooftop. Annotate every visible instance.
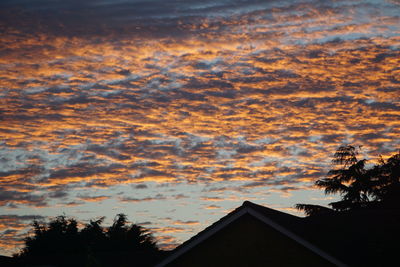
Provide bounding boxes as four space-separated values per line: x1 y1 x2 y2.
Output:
159 201 400 267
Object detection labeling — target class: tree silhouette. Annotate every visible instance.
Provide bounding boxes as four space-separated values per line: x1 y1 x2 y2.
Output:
294 204 335 217
296 145 400 215
316 145 374 211
80 216 106 250
103 214 159 267
18 216 84 265
372 152 400 207
15 214 162 267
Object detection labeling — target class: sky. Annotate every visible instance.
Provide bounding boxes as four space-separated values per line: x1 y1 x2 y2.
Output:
0 0 399 256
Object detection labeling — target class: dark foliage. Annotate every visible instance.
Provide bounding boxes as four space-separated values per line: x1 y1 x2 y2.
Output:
296 145 400 215
302 208 400 267
0 255 15 267
14 214 162 267
372 152 400 207
294 204 336 217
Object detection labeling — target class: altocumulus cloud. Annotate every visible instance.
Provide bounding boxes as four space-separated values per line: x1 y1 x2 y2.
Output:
0 0 399 256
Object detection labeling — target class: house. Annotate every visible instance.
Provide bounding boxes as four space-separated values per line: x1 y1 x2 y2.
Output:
156 201 346 267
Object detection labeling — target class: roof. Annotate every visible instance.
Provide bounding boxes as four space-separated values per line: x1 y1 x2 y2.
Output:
156 201 346 267
301 208 400 266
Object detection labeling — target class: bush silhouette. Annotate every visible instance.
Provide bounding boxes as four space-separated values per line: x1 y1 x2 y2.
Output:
15 214 162 267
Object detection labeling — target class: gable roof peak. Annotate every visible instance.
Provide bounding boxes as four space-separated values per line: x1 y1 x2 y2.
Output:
242 200 254 207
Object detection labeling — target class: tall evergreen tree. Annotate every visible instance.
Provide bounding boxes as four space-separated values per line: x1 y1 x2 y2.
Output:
296 145 400 215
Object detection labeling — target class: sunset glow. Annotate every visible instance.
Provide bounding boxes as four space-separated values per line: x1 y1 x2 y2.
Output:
0 0 399 256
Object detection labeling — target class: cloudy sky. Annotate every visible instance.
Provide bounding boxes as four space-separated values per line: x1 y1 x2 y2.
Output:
0 0 399 256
